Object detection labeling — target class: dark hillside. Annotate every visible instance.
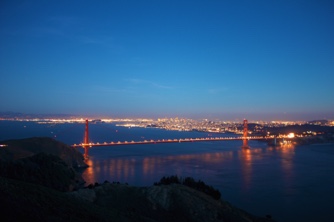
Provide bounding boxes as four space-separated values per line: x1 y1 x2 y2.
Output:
0 177 124 222
0 137 87 168
0 153 84 191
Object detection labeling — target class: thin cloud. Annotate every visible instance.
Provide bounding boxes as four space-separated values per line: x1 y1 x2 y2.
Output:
93 85 134 94
48 15 80 27
51 86 133 96
31 15 115 47
80 36 104 45
208 88 228 94
126 78 173 89
27 15 79 39
77 35 117 49
41 15 80 37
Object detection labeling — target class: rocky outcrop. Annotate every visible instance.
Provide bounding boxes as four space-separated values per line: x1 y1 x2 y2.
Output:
69 182 275 222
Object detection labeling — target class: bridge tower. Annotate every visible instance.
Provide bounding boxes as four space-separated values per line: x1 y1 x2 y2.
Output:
83 119 89 159
242 119 249 148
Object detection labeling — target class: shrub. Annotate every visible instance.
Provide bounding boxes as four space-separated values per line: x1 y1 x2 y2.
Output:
154 175 221 200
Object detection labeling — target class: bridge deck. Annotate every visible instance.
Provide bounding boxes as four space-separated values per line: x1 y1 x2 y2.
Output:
71 136 277 148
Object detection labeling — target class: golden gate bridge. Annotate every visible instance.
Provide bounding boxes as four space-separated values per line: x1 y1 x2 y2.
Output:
71 119 281 159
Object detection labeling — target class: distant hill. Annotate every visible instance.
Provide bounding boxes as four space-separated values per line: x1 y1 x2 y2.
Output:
264 124 334 135
0 111 75 119
307 119 329 125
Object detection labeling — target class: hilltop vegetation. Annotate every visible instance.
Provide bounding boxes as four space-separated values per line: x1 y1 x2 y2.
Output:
154 175 221 200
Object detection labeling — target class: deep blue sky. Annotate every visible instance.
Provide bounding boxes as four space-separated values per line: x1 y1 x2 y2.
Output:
1 0 333 121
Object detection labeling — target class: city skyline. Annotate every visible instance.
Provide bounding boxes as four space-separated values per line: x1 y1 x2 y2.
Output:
1 1 333 121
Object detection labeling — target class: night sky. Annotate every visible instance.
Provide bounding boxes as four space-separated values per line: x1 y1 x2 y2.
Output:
1 0 333 121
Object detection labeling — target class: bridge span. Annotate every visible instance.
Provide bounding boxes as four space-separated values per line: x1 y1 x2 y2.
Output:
71 119 284 159
71 136 270 148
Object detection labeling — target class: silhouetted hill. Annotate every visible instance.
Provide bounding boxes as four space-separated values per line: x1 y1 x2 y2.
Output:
0 137 87 168
264 124 334 135
0 177 124 222
0 137 87 191
0 111 74 119
307 120 329 125
0 153 84 191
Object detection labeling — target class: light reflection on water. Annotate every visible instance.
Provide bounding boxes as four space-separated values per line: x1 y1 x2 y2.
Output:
239 148 253 191
279 145 296 199
83 150 237 185
82 145 298 207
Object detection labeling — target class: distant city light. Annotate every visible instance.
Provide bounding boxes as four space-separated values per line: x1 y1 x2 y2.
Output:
287 133 295 138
